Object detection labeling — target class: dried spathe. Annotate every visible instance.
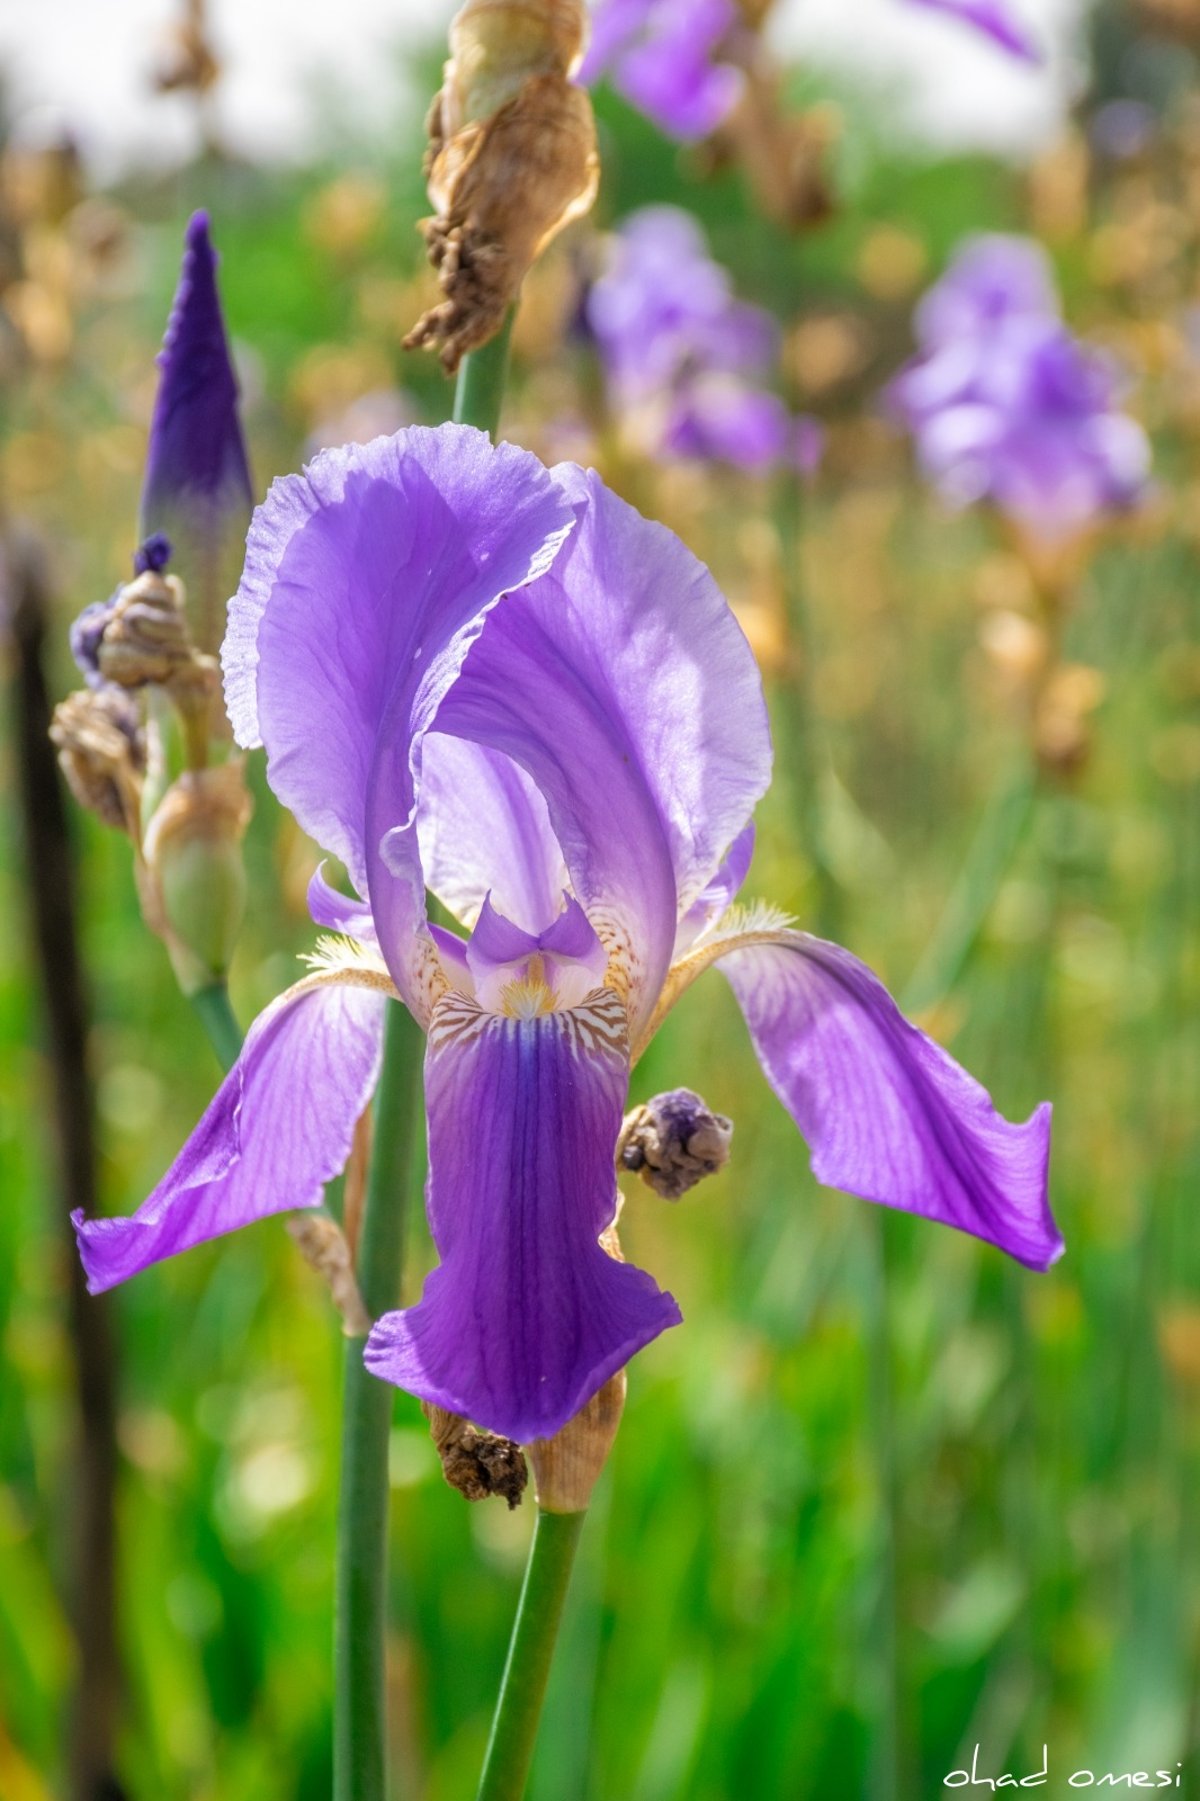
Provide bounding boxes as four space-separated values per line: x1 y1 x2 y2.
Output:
405 0 598 372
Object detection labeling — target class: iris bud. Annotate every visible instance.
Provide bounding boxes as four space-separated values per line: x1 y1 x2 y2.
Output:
142 764 251 996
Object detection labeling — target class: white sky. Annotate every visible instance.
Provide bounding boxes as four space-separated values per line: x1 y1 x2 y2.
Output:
0 0 1087 178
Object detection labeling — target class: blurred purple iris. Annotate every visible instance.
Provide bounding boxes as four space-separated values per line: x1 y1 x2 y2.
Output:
579 0 743 140
73 425 1059 1445
902 0 1041 61
586 206 821 476
889 234 1150 540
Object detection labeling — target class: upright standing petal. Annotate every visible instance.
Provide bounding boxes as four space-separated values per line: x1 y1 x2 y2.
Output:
221 426 575 1011
366 989 681 1444
73 975 388 1292
673 821 755 955
141 212 253 647
428 465 772 1032
415 732 568 935
714 931 1060 1269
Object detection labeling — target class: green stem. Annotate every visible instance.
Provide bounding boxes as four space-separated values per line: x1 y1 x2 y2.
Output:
454 311 515 437
476 1509 587 1801
187 980 243 1073
902 756 1037 1016
774 476 841 940
863 1211 901 1801
334 1002 424 1801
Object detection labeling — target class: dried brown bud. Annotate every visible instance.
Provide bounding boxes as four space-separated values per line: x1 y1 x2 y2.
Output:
50 685 145 836
97 568 195 688
618 1088 733 1200
287 1212 372 1336
152 0 221 96
424 1405 529 1508
405 0 599 373
95 567 221 765
527 1371 625 1513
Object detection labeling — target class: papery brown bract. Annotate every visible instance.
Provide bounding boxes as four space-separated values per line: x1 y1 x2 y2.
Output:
405 0 599 372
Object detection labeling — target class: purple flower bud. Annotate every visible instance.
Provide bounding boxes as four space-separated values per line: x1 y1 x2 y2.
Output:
133 531 173 575
140 211 252 646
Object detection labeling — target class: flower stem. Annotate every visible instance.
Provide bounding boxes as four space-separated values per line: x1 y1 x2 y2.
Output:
476 1509 587 1801
335 1001 424 1801
187 979 243 1073
902 755 1037 1016
454 311 515 437
774 475 841 939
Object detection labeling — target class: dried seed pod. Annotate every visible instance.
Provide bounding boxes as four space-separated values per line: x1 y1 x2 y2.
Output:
423 1405 529 1508
405 0 599 372
618 1088 734 1199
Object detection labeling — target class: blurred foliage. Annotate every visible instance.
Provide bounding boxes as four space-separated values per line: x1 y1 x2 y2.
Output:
1 11 1199 1800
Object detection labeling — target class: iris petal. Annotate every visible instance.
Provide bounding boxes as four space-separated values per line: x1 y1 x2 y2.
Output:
714 931 1060 1269
365 988 681 1444
222 426 574 1011
431 465 772 1033
416 732 568 935
73 976 388 1293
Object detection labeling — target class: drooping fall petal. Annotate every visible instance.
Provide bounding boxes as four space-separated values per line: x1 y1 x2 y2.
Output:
716 931 1060 1269
366 987 680 1443
73 976 388 1292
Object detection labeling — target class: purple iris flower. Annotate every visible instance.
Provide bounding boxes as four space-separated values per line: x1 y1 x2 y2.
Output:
73 425 1059 1446
579 0 743 140
141 211 252 636
664 377 824 475
586 206 813 476
889 235 1150 540
902 0 1042 62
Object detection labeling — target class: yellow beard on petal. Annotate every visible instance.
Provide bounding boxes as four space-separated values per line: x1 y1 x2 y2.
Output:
499 953 557 1018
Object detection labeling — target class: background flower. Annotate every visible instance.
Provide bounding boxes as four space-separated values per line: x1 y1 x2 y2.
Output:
889 233 1151 538
585 205 819 473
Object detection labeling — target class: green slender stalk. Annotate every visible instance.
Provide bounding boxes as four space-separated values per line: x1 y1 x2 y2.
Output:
187 980 244 1073
902 756 1037 1016
453 311 515 436
774 476 841 939
476 1510 587 1801
863 1212 900 1801
334 1001 424 1801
